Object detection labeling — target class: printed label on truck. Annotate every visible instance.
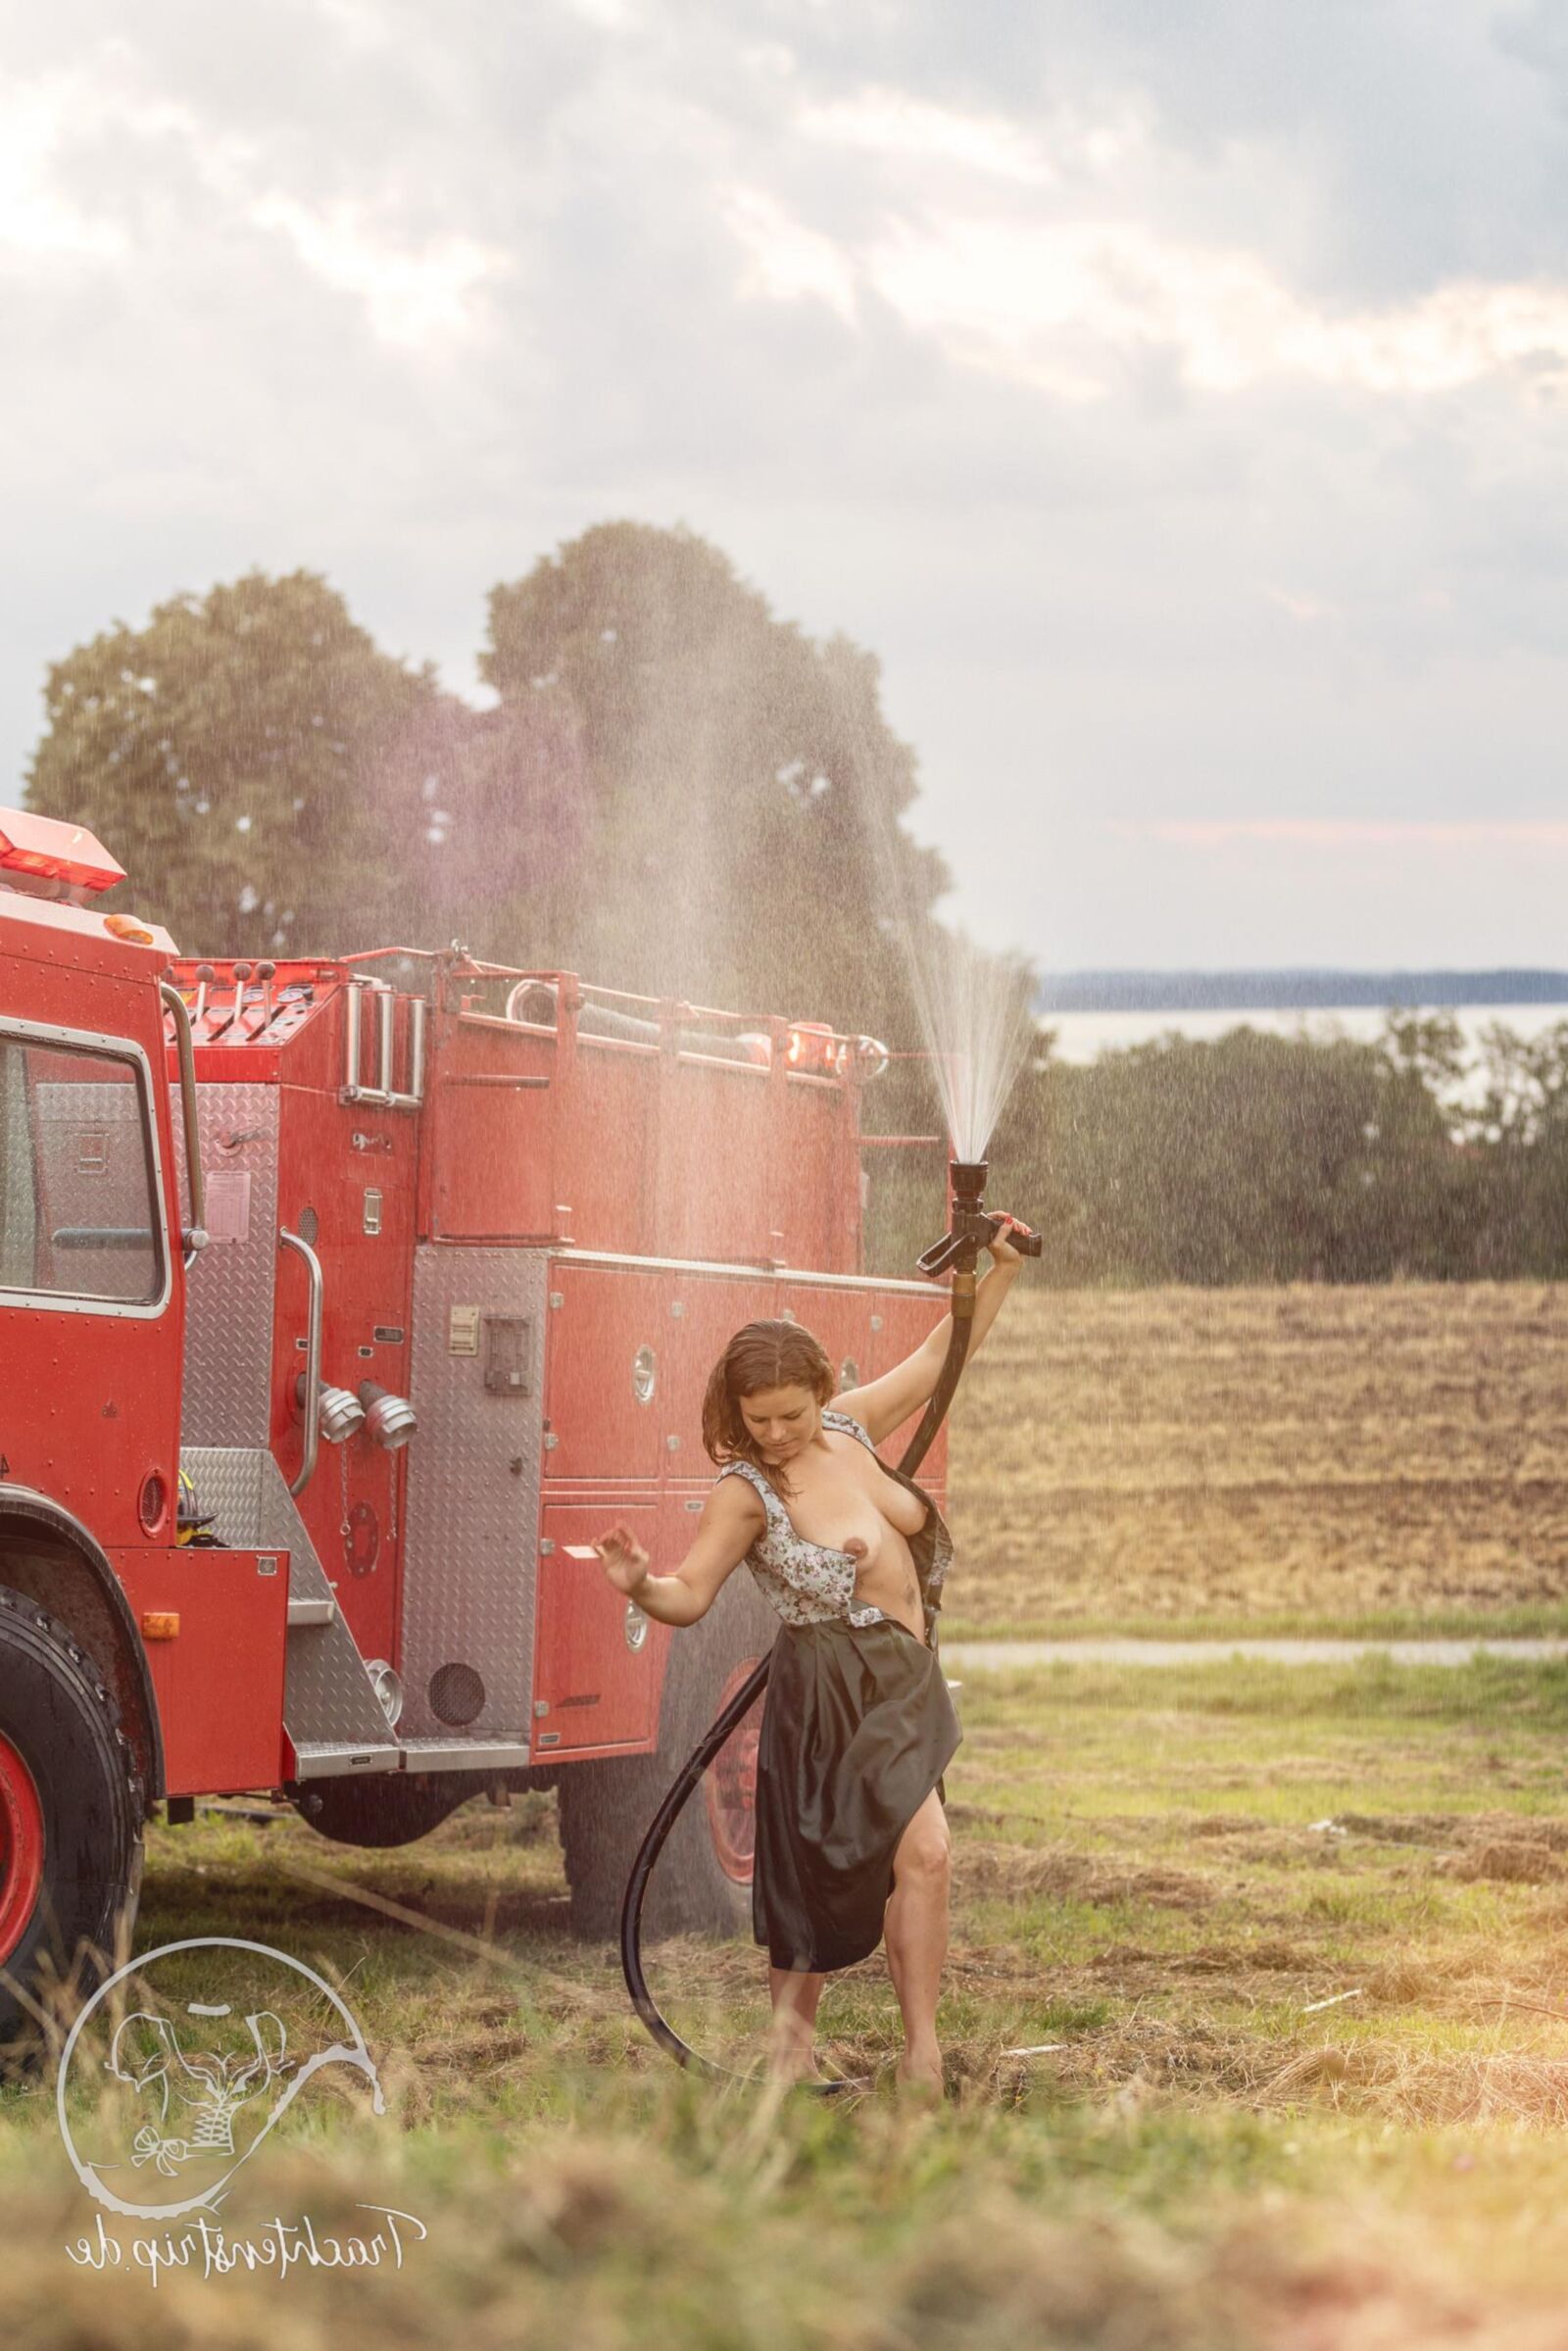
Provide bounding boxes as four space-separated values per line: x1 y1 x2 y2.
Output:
202 1167 253 1244
449 1305 480 1353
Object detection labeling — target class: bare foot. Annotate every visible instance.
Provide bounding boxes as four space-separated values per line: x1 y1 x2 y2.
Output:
766 2036 821 2085
894 2054 945 2102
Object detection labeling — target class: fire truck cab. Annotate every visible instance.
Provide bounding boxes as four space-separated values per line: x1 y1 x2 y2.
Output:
0 808 950 2037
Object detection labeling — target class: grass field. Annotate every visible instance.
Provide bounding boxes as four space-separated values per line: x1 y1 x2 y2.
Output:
10 1279 1568 2346
946 1283 1568 1637
11 1655 1568 2345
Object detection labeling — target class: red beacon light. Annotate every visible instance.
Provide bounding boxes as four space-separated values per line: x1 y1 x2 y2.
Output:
786 1020 837 1072
785 1022 877 1079
0 808 126 899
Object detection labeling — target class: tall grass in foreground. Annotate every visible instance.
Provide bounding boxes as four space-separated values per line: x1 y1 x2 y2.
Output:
11 1660 1568 2341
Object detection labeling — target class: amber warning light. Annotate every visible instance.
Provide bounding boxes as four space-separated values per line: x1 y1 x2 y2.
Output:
0 808 125 896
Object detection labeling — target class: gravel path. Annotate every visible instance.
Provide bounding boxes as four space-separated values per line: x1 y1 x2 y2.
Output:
942 1637 1568 1671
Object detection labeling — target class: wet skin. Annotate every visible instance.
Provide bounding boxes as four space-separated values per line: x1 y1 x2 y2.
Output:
737 1386 930 1641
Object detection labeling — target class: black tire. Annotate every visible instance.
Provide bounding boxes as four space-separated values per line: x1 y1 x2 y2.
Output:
558 1577 774 1940
294 1773 467 1848
0 1585 144 2058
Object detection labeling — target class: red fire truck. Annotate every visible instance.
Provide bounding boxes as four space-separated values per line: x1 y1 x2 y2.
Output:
0 807 950 2037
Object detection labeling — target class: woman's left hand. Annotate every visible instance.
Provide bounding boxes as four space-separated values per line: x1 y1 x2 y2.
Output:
986 1210 1031 1268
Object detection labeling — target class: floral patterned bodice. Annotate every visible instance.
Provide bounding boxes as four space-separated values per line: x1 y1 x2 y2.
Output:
716 1407 955 1634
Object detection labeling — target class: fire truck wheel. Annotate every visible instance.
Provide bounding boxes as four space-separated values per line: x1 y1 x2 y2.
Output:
0 1587 144 2057
557 1589 773 1942
294 1774 466 1848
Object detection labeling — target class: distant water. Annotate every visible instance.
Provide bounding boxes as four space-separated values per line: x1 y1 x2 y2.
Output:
1042 1004 1568 1106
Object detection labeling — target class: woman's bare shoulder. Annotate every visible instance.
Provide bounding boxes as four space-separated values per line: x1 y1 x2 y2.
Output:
823 1401 874 1444
710 1465 767 1521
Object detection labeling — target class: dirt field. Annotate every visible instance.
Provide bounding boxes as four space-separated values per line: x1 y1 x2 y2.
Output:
946 1283 1568 1634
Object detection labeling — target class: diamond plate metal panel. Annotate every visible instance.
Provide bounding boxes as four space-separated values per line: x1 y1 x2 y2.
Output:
174 1083 279 1445
180 1445 398 1763
398 1248 547 1741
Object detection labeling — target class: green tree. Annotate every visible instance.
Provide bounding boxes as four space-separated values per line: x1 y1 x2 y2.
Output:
989 1025 1470 1287
1379 1009 1469 1118
481 522 948 1041
1460 1018 1568 1276
24 570 472 958
417 694 590 965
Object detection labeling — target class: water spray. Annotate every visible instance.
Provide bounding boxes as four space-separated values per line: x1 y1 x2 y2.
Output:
619 1156 1039 2092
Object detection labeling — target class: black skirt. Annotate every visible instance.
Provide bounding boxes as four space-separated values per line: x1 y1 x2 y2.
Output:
753 1616 963 1974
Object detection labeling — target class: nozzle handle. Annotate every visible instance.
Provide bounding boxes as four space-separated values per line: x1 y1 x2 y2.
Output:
914 1211 1042 1280
985 1212 1042 1258
914 1231 966 1280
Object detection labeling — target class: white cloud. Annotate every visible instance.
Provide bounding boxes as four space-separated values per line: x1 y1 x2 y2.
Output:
1116 821 1568 851
797 87 1051 184
247 196 511 347
0 68 170 263
0 49 511 353
725 185 858 324
1265 588 1337 625
719 88 1568 411
862 214 1568 402
310 0 399 44
562 0 641 24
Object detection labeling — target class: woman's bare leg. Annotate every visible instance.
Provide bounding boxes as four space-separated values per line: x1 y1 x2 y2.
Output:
883 1788 952 2096
767 1966 826 2079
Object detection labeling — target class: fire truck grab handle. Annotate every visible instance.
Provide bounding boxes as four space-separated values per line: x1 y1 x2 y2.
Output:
160 982 208 1267
279 1228 324 1497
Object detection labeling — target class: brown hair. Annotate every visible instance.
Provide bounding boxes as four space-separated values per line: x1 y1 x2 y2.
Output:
702 1319 835 1500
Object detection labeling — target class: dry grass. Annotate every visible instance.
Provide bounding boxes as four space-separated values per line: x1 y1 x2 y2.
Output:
14 1658 1568 2341
946 1283 1568 1631
15 1278 1568 2345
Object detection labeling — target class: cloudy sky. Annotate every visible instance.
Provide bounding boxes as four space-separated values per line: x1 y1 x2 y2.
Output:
6 0 1568 973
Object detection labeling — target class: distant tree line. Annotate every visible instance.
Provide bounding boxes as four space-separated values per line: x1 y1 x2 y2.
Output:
1034 970 1568 1013
946 1014 1568 1287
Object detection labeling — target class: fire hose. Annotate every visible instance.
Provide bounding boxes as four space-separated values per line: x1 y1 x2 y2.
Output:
619 1160 1041 2090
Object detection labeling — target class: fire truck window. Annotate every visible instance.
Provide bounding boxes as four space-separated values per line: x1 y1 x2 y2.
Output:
0 1038 163 1306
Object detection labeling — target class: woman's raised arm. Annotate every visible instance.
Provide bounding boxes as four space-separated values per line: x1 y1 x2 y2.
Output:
837 1214 1028 1448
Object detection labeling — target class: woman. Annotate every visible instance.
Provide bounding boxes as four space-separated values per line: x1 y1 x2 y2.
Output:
594 1214 1026 2097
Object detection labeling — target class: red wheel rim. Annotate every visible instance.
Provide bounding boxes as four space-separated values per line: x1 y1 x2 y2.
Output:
704 1660 763 1885
0 1734 44 1963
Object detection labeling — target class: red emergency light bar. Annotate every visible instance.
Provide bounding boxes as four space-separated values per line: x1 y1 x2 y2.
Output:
0 808 125 895
786 1023 890 1079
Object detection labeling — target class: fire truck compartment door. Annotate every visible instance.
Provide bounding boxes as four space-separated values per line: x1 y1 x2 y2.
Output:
543 1263 664 1480
179 1445 401 1773
114 1546 289 1796
533 1503 665 1752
